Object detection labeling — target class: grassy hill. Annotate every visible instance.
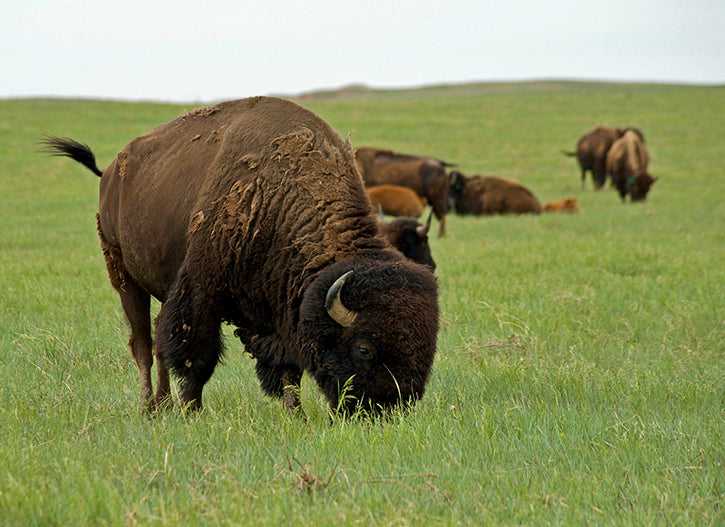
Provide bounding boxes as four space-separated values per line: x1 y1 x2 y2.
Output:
1 82 723 525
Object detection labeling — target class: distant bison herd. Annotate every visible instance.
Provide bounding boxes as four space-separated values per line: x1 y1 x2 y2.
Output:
39 96 657 417
564 125 657 201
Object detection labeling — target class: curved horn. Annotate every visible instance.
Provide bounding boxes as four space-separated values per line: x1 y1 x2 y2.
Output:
417 209 433 236
325 270 358 327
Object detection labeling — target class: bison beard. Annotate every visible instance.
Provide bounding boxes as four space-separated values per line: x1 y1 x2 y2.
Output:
40 97 439 416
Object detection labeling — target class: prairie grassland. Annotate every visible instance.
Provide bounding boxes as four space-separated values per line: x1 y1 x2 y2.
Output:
1 82 723 525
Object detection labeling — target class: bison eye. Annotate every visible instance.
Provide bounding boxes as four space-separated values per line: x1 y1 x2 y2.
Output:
353 339 376 361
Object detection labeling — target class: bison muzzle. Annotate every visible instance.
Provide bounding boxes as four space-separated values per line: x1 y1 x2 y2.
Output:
40 97 439 416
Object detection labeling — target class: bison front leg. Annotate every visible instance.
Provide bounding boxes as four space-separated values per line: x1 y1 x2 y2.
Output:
255 360 305 418
155 277 224 411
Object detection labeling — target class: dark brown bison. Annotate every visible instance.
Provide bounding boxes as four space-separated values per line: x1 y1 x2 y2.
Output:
355 147 453 237
448 172 541 215
378 210 435 271
564 126 645 189
39 97 439 416
542 197 581 213
366 184 427 218
605 130 657 202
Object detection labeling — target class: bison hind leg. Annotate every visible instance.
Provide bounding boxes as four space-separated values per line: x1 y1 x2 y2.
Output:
98 217 162 411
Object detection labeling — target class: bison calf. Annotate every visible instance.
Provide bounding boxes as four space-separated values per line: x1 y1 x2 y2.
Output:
542 197 581 213
366 184 427 218
40 97 439 416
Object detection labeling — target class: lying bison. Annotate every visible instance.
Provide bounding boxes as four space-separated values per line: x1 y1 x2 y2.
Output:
378 210 435 271
40 97 439 416
542 197 581 213
605 130 657 202
564 125 645 189
366 184 427 218
448 172 541 215
355 147 453 237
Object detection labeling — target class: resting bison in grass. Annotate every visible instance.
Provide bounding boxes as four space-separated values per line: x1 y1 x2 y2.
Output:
378 210 435 271
564 126 645 189
366 184 427 218
40 97 439 416
542 197 581 213
355 147 453 237
448 172 541 215
606 130 657 202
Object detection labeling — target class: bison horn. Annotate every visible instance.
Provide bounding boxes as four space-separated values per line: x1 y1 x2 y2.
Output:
325 270 358 327
417 209 433 236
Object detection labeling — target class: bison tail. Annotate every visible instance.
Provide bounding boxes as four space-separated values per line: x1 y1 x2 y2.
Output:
37 135 103 177
562 150 577 157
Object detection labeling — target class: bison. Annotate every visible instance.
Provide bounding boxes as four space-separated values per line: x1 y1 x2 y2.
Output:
355 147 453 237
542 197 581 213
39 96 439 416
378 210 436 271
448 172 541 215
605 130 657 202
564 126 645 189
366 184 427 218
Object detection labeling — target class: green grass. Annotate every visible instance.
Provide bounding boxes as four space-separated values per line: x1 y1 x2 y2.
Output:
1 82 724 525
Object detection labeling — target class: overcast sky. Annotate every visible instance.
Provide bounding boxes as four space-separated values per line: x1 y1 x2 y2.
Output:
3 0 723 103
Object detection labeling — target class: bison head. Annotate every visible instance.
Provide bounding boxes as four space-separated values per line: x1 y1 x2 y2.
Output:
379 211 436 271
627 172 657 202
299 259 439 414
447 171 469 213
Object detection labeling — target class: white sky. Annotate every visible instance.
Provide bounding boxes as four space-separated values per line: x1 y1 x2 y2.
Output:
3 0 724 103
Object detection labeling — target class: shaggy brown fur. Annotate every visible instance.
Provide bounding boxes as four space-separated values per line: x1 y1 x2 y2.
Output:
366 184 427 218
355 147 452 237
564 126 645 189
542 197 581 213
448 172 541 215
606 130 656 202
39 97 439 416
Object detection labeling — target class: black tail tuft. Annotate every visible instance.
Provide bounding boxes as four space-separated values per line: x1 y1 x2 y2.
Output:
37 135 103 177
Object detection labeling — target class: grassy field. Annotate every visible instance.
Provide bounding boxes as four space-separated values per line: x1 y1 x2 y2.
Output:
1 81 723 525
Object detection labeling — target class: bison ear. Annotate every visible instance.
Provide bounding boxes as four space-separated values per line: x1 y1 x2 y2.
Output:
325 271 358 327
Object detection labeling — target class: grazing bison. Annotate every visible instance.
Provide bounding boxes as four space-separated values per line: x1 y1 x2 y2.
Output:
564 126 645 189
366 184 427 218
448 172 541 215
378 210 436 271
605 130 657 202
39 97 439 416
542 197 581 213
355 147 453 237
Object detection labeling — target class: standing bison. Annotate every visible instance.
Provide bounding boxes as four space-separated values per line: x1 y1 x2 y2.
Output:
40 97 439 416
605 130 657 202
355 147 453 237
448 172 541 215
564 126 645 189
